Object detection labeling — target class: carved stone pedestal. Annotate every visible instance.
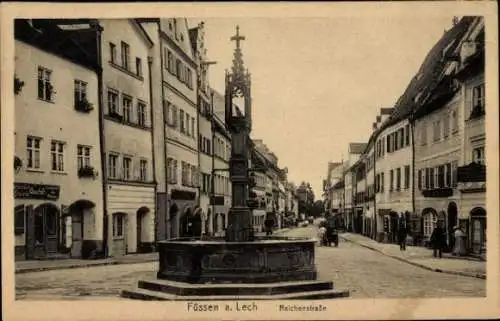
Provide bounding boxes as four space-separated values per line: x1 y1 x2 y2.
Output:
121 236 350 301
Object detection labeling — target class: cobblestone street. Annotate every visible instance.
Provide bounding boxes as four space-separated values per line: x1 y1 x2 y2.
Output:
15 227 485 300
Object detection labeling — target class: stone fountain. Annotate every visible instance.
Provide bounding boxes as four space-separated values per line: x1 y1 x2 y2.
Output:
121 26 349 301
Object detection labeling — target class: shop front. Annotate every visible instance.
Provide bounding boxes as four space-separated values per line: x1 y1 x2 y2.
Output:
14 182 101 260
107 184 155 257
167 189 197 239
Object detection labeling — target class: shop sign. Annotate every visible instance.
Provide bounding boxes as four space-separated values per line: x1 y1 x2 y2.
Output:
14 183 60 200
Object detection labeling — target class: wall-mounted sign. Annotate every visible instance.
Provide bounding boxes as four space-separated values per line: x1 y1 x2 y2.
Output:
14 183 60 200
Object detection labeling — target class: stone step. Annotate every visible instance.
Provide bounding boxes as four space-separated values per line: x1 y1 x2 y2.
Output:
138 279 334 296
121 287 350 301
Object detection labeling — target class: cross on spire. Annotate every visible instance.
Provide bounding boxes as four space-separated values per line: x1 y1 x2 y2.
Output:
230 25 245 49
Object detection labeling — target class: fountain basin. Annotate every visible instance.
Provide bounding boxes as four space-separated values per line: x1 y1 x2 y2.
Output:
156 236 317 283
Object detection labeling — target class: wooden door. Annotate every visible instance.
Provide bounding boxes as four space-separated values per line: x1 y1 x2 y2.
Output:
71 213 83 258
44 206 58 254
25 205 35 260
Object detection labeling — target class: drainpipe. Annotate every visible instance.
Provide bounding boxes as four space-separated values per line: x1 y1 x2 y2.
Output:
158 22 168 240
147 55 157 247
210 91 216 234
93 21 108 258
410 115 417 244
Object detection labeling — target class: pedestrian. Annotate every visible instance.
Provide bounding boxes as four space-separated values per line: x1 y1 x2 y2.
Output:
452 225 467 256
397 221 408 251
430 222 446 258
318 224 327 246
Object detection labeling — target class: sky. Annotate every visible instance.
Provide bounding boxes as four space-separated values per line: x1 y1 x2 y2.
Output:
188 16 456 198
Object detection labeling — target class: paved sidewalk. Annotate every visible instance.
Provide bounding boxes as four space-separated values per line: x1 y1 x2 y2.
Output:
15 228 293 274
340 233 486 280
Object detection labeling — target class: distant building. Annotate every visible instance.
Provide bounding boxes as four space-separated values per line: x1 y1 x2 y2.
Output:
343 142 366 232
13 20 103 260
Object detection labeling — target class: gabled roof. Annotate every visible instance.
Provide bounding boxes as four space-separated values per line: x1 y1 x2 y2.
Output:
359 16 475 155
348 143 367 154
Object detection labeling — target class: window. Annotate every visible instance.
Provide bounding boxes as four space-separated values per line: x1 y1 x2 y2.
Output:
109 42 117 63
181 162 189 186
207 139 211 155
137 101 146 127
139 159 148 181
74 80 87 106
108 154 118 179
37 67 53 101
176 59 182 79
389 170 394 191
472 84 485 110
396 168 401 191
417 169 422 190
451 161 458 187
429 167 435 189
179 109 185 133
121 42 130 70
423 213 437 238
444 116 451 141
108 90 119 114
50 141 65 172
445 163 452 187
438 165 445 188
77 145 91 169
473 147 485 165
420 124 427 146
191 117 195 137
167 158 177 184
123 157 131 180
123 96 132 123
404 165 410 189
191 165 198 187
451 110 458 134
399 128 405 148
187 68 193 89
433 120 441 142
167 50 175 74
26 137 41 169
186 113 190 136
113 214 124 237
136 57 142 77
381 172 384 192
404 125 410 146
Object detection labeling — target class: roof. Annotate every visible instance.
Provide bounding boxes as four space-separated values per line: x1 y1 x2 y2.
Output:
15 19 100 72
380 108 394 115
348 143 367 154
360 16 475 154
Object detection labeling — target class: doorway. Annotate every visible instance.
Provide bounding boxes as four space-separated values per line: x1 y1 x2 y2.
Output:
447 202 458 251
33 203 59 257
136 207 150 252
470 207 486 254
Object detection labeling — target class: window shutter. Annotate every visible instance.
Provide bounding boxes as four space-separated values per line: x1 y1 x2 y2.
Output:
14 205 25 235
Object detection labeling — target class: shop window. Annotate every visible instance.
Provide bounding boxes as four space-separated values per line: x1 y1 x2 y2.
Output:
14 205 25 235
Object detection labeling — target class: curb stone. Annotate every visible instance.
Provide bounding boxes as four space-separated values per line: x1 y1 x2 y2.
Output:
15 258 159 274
339 235 486 280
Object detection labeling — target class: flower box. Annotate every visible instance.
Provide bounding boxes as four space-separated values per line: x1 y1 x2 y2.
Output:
75 99 94 113
108 111 123 122
78 166 97 178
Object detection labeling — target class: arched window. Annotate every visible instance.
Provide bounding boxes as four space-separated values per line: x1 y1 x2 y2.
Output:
423 212 437 237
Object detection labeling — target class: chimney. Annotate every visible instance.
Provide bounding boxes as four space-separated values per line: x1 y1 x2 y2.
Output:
452 16 459 26
372 122 377 130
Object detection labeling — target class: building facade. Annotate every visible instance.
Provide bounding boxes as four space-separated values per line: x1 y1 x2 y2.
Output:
14 20 104 260
100 19 156 256
455 17 486 255
343 143 365 232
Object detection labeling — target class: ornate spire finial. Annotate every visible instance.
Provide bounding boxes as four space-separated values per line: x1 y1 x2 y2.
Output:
230 25 246 79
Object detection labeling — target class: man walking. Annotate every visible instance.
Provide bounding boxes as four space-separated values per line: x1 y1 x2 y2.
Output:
430 221 446 258
397 219 408 251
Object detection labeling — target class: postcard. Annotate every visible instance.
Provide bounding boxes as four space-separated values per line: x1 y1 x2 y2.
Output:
1 1 498 320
